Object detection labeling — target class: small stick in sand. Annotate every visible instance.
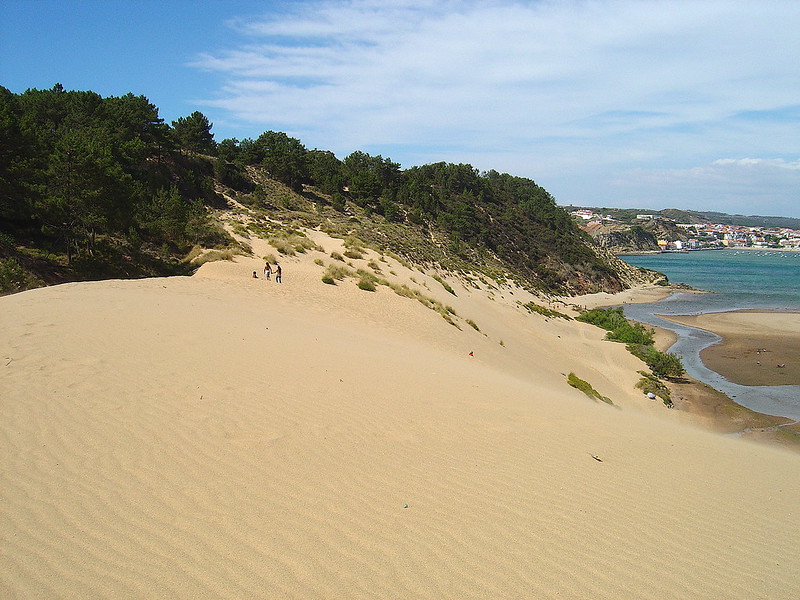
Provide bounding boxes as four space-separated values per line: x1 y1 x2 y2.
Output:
587 453 603 462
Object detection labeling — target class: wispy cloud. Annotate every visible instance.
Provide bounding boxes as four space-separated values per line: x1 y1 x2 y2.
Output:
610 158 800 216
191 0 800 217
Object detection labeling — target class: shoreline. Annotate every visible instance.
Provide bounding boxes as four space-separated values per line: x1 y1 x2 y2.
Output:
660 310 800 387
581 285 800 450
653 312 800 448
619 246 800 256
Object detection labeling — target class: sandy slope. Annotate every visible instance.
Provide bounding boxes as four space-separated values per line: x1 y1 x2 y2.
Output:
2 232 799 599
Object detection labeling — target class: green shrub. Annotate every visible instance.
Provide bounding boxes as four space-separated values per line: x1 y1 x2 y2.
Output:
322 273 336 285
330 251 345 262
577 307 653 344
635 371 673 406
567 373 613 405
628 344 685 379
466 319 480 331
331 193 346 212
0 258 41 294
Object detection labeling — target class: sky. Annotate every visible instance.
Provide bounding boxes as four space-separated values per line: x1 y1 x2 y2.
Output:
2 0 799 218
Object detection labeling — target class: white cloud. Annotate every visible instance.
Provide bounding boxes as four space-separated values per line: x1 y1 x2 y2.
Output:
191 0 800 217
712 158 800 170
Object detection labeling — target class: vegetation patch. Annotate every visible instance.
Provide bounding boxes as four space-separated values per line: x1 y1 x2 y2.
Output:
191 249 237 266
432 274 456 296
577 307 653 344
636 371 673 407
567 373 613 405
343 248 364 260
577 306 685 404
0 258 44 295
323 263 352 281
357 277 377 291
521 301 572 320
268 236 296 256
627 344 685 379
268 231 320 256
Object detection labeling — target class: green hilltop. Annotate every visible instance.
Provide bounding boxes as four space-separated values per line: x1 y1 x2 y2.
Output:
1 84 654 295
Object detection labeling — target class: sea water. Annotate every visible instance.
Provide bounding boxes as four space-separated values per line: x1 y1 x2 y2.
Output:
618 250 800 420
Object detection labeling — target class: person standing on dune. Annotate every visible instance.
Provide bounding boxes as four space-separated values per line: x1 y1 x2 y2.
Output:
275 263 282 283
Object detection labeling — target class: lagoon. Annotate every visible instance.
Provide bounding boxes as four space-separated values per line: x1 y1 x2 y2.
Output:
619 250 800 420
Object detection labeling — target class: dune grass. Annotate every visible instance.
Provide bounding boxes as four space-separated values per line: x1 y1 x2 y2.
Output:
567 373 613 405
191 249 237 265
357 277 377 291
521 301 572 320
343 248 364 260
432 274 457 296
323 263 353 282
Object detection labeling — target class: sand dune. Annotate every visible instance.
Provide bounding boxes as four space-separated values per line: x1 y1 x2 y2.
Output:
2 233 799 599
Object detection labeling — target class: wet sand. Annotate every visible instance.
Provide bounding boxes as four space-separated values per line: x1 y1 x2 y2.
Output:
663 311 800 387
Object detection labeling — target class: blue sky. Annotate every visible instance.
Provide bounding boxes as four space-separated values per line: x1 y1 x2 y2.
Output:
2 0 799 218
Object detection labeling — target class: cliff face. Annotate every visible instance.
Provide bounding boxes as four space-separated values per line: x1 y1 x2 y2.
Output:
582 222 659 253
582 220 691 254
592 226 659 253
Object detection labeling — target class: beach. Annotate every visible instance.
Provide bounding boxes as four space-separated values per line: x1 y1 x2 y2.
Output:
577 289 800 446
663 311 800 387
2 233 800 599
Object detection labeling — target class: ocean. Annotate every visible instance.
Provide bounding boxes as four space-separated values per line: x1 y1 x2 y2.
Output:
618 250 800 421
621 249 800 312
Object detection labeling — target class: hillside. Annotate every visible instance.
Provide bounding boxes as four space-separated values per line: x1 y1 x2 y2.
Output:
566 205 800 229
0 85 656 296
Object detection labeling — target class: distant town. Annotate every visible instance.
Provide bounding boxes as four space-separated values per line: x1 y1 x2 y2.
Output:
569 209 800 251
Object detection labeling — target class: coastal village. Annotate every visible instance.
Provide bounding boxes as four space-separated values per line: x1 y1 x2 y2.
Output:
569 208 800 251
